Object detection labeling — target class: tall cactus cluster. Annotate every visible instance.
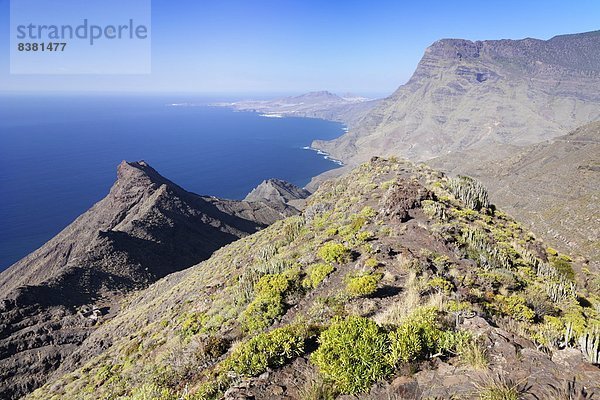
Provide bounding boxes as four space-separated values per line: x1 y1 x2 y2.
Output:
545 280 577 302
447 175 490 211
579 330 600 365
461 227 511 270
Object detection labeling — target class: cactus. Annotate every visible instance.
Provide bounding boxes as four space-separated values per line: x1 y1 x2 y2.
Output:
447 176 490 211
283 216 305 243
235 269 262 305
545 279 576 303
258 244 278 262
536 262 559 280
422 200 448 221
579 330 600 365
461 228 511 270
563 322 574 347
255 258 292 275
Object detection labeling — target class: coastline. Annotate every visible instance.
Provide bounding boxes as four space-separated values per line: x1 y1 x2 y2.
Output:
302 146 344 166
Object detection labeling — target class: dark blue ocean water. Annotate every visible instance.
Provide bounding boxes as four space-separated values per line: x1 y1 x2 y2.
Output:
0 94 344 270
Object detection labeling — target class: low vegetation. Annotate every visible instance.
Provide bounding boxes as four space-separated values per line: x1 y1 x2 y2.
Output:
27 158 600 400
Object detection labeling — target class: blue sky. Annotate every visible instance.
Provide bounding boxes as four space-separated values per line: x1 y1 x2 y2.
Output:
1 0 599 96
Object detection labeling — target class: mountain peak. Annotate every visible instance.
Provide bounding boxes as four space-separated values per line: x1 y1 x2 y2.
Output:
245 178 311 209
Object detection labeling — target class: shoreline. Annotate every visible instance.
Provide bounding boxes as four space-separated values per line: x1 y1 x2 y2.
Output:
302 146 344 166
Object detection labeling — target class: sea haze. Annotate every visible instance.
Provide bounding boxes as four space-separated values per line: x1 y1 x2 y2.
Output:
0 94 344 270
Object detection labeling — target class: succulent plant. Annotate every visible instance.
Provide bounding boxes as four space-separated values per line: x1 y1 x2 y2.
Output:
447 176 490 211
545 279 576 303
579 330 600 365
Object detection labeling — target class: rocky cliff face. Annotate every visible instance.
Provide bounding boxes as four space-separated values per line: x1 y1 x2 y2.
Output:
431 121 600 271
313 30 600 162
0 161 297 399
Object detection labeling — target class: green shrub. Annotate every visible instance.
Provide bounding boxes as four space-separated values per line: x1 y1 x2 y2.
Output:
551 257 575 281
387 324 422 364
359 206 377 219
318 243 351 264
387 307 444 366
311 316 391 394
225 325 306 376
492 295 535 322
180 312 208 338
364 258 379 268
345 272 382 298
427 277 454 293
240 291 283 332
240 273 294 332
303 263 335 289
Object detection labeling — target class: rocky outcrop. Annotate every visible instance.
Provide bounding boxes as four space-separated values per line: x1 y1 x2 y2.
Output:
313 30 600 163
0 161 293 399
244 179 311 211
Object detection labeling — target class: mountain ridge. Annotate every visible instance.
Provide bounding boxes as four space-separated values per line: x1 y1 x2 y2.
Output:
24 157 600 400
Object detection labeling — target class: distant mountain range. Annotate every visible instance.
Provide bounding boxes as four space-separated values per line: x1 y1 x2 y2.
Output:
307 30 600 268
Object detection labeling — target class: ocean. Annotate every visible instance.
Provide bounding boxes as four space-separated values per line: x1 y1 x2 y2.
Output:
0 94 344 270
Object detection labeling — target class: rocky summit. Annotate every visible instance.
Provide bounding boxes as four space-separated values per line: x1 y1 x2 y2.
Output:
0 161 300 399
20 158 600 400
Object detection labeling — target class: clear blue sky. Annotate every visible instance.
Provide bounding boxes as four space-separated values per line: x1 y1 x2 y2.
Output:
1 0 599 97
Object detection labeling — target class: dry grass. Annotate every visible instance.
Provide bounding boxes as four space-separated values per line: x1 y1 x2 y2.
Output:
297 369 337 400
457 338 489 370
373 270 423 325
475 373 529 400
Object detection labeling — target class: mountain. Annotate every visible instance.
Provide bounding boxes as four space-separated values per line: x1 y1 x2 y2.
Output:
244 178 311 211
24 158 600 400
218 91 380 128
312 31 600 163
431 121 600 270
0 161 299 399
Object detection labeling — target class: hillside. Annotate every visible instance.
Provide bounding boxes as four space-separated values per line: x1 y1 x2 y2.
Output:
431 121 600 271
313 31 600 163
0 161 302 399
26 158 600 400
